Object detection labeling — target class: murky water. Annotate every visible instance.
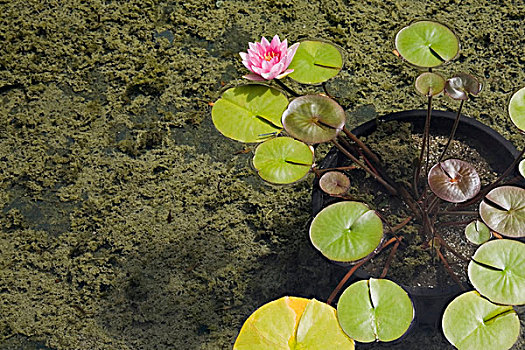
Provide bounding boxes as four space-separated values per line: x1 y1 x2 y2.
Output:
1 0 524 349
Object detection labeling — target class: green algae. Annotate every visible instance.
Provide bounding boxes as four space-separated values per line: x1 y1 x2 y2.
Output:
1 0 524 349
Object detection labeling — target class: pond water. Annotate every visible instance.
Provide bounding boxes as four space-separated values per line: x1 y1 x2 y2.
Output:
1 1 524 349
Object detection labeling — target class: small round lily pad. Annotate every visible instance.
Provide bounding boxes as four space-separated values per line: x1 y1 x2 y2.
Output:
444 73 482 100
465 220 491 245
442 291 519 350
212 84 288 143
309 201 383 262
519 159 525 178
509 86 525 131
288 41 343 84
233 297 355 349
468 239 525 305
415 72 445 96
319 171 350 195
428 159 481 203
337 278 414 343
252 137 313 184
479 186 525 238
395 21 459 68
282 95 346 144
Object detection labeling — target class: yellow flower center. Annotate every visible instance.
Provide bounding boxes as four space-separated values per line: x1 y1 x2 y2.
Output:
264 51 277 61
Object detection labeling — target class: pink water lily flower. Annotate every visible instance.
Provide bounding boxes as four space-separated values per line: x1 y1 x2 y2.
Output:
239 35 300 81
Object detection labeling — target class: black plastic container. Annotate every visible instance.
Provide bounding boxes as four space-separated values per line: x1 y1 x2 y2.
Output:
312 109 521 328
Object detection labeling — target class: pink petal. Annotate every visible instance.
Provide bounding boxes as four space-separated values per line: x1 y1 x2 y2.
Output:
279 39 288 52
262 62 284 80
276 69 294 79
243 73 266 81
239 52 248 60
248 42 257 51
283 42 300 67
270 35 281 51
261 36 270 50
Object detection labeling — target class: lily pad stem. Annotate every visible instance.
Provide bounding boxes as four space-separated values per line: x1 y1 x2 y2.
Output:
342 126 381 164
413 95 433 197
332 139 398 195
438 100 465 162
326 237 399 305
274 79 300 97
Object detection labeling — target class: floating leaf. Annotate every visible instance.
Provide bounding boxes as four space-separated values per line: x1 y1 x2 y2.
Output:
395 21 459 68
465 220 491 245
444 73 482 100
282 95 346 144
479 186 525 238
319 171 350 195
509 86 525 131
233 297 355 349
309 201 383 262
337 278 414 343
442 291 519 350
211 84 288 143
428 159 481 203
468 239 525 305
252 137 313 184
288 41 343 84
519 159 525 178
415 72 445 96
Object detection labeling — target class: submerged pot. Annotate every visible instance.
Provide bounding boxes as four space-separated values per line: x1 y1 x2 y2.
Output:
312 109 521 328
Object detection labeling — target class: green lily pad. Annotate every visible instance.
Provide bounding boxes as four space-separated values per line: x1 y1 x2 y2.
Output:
252 137 313 184
444 73 482 100
468 239 525 305
428 159 481 203
479 186 525 238
309 201 383 262
233 297 355 349
519 159 525 178
509 86 525 131
415 72 445 96
211 84 288 143
319 171 350 195
395 21 459 68
288 41 343 84
282 95 346 144
465 220 491 245
442 291 519 350
337 278 414 343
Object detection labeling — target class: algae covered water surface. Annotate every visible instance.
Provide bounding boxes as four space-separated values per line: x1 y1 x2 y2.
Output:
1 0 524 349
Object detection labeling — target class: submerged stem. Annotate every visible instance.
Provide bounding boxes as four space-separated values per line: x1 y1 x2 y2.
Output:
274 79 299 97
438 99 465 162
413 95 433 197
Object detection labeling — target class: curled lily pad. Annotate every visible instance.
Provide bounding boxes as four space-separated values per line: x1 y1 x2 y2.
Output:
442 291 520 350
288 41 343 84
337 278 414 343
395 21 459 68
519 159 525 178
211 84 287 143
252 137 313 184
509 86 525 131
479 186 525 238
319 171 350 195
415 72 446 96
309 201 383 262
468 239 525 305
233 297 355 349
428 159 481 203
465 220 491 245
282 95 346 144
444 73 482 100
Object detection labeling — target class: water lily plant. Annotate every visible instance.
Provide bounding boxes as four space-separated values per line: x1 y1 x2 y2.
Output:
212 21 525 349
